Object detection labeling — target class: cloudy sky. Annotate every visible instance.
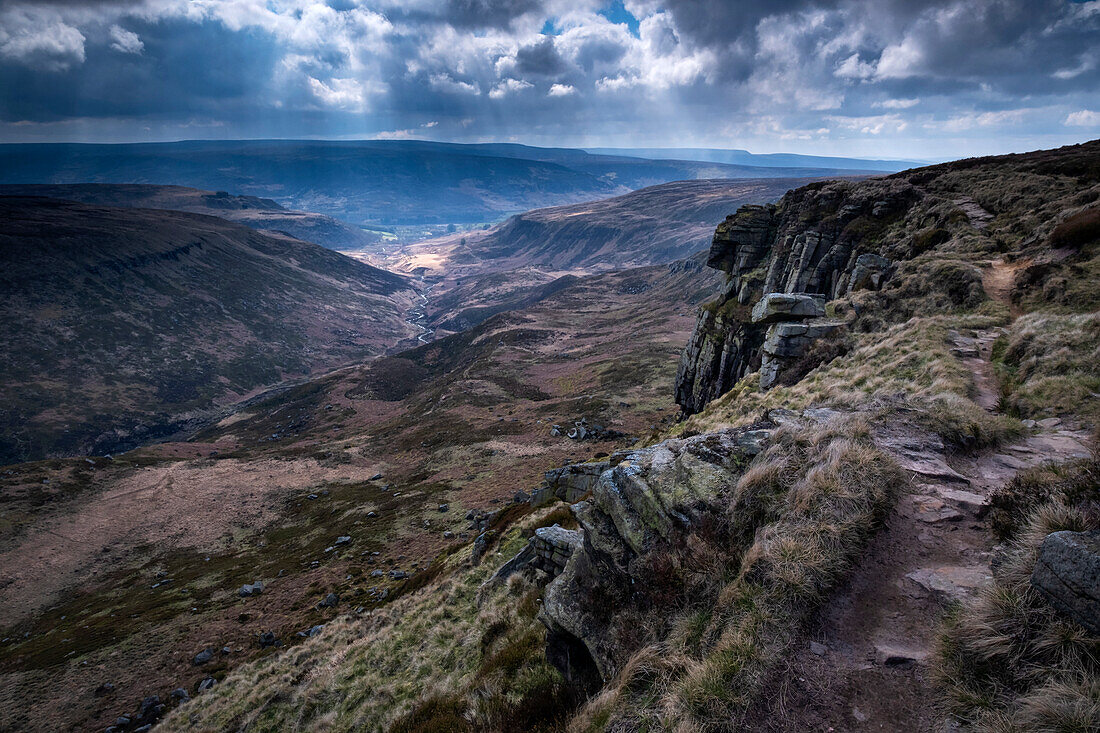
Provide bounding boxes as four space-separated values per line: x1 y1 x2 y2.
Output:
0 0 1098 158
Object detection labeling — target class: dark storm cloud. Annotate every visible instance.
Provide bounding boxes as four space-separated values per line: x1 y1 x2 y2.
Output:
441 0 542 28
0 0 1096 155
0 18 282 122
513 37 567 76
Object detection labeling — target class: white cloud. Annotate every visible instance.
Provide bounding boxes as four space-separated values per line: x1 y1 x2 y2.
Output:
938 109 1027 132
595 75 636 92
308 77 374 111
1065 110 1100 127
108 25 144 55
489 78 533 99
875 98 920 109
835 53 874 80
548 83 575 96
0 7 85 71
874 36 925 79
827 114 908 135
429 73 480 95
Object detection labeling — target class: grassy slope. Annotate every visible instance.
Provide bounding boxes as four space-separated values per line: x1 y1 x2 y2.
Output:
0 197 414 463
0 255 720 732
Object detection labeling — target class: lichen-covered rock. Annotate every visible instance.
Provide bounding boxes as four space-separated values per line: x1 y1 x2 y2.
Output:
533 525 582 576
759 319 846 390
487 524 583 587
1031 529 1100 633
751 292 826 324
676 179 920 414
544 461 610 503
539 423 774 681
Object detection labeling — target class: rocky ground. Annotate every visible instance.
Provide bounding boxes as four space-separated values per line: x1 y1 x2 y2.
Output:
747 329 1091 731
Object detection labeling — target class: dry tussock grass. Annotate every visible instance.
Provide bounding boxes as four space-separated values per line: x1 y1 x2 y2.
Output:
158 507 574 733
996 312 1100 425
572 419 905 732
679 314 1020 450
935 454 1100 732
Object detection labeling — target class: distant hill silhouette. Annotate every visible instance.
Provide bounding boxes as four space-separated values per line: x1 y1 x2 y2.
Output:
0 140 884 226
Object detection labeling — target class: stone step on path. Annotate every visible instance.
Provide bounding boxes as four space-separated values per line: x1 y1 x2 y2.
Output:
742 421 1091 731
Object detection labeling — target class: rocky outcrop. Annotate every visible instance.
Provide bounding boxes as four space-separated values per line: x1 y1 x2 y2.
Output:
759 319 846 390
751 292 826 324
676 179 916 414
531 460 611 506
1031 529 1100 633
488 524 583 586
539 422 775 682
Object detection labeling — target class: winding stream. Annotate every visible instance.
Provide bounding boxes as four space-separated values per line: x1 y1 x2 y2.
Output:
408 280 435 343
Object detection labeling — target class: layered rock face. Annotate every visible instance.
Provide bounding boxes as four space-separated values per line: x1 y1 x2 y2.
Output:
676 179 919 414
538 423 774 683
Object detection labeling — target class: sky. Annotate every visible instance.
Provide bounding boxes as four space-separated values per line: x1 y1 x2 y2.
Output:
0 0 1098 159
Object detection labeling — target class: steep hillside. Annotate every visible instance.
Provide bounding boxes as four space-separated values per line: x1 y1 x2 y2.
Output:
0 184 381 251
0 197 415 463
147 140 1098 733
0 254 721 733
457 178 822 272
0 140 879 226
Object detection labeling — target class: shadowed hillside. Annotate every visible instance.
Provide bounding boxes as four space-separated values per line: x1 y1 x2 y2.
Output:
0 197 415 463
457 178 827 272
0 184 381 251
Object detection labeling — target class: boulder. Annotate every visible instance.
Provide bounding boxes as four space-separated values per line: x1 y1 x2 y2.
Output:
317 592 339 609
532 525 582 577
1031 530 1100 633
191 648 214 665
540 423 774 682
471 530 496 566
238 581 263 597
847 253 892 293
759 320 846 390
750 292 826 324
543 461 610 504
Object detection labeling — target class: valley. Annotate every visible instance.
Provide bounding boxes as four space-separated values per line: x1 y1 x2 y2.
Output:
0 140 1097 733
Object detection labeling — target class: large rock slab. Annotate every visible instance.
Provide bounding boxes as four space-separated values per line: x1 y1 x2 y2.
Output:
905 565 991 600
751 292 826 324
1031 530 1100 633
539 461 611 505
759 319 846 389
540 423 775 681
675 179 920 414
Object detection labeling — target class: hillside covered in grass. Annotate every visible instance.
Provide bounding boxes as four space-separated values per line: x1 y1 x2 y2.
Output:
0 197 416 463
154 141 1099 732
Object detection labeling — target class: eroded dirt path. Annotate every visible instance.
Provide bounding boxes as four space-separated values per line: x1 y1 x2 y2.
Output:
982 257 1028 319
747 328 1090 731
